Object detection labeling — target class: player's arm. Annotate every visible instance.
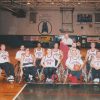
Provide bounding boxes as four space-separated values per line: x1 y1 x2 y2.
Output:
7 52 10 62
68 49 71 57
85 50 89 62
33 48 36 56
55 59 61 68
20 54 24 76
65 58 73 71
90 58 98 70
20 54 24 68
32 55 36 66
41 57 46 68
79 59 84 69
60 50 63 61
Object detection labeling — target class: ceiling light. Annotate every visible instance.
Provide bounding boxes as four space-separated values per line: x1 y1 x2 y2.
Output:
27 1 31 5
78 2 81 5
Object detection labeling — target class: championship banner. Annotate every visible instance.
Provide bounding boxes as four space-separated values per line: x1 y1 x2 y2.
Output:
23 36 40 41
23 36 52 42
87 37 100 43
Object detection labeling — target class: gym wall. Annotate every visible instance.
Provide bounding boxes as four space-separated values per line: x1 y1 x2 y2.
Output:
0 8 100 36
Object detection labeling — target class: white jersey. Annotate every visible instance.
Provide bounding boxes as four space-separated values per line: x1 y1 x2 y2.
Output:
91 57 100 69
15 50 25 60
87 49 97 61
34 48 44 59
0 50 9 63
62 38 73 45
22 54 34 67
66 56 83 71
42 55 56 68
52 49 62 60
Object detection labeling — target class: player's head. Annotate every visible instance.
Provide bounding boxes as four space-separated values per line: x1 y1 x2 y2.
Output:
37 42 41 48
46 48 52 55
25 48 30 54
90 42 96 48
20 45 25 51
0 44 6 51
54 43 59 49
96 51 100 58
72 42 77 48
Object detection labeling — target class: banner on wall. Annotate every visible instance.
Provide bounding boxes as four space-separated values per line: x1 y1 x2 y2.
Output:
23 36 40 41
87 37 100 43
23 36 52 42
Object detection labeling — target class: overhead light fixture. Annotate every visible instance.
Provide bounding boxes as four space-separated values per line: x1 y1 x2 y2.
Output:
27 2 31 5
51 0 54 5
63 0 70 2
78 2 81 5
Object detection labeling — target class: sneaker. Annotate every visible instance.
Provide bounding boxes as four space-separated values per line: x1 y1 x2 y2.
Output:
93 78 100 84
46 78 53 84
29 74 33 81
7 75 14 83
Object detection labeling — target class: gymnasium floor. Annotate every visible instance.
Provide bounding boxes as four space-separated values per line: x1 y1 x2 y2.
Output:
0 47 100 100
14 84 100 100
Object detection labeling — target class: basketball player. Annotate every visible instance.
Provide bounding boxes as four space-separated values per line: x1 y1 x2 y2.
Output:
34 42 45 74
52 43 63 82
90 51 100 83
15 45 25 62
85 42 98 79
41 48 60 83
34 42 45 67
15 45 25 80
0 44 15 83
66 48 83 82
20 48 36 82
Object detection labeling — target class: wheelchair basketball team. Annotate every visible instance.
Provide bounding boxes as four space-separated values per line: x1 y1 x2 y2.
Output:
0 38 100 84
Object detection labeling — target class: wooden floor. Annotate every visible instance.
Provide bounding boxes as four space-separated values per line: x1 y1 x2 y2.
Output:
0 47 25 100
0 47 87 100
15 84 100 100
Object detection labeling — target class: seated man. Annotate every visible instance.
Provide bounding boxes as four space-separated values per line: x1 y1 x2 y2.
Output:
41 48 60 83
15 45 25 63
34 42 45 73
90 51 100 83
85 42 98 81
20 48 36 82
52 43 63 82
0 44 15 83
15 45 25 78
66 48 84 83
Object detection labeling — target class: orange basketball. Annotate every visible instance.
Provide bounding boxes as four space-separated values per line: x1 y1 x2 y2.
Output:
74 64 81 71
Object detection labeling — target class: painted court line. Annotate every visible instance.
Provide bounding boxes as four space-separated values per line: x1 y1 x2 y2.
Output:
13 84 27 100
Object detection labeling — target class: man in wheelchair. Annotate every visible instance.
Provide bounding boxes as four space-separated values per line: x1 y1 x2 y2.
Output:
20 48 37 83
15 45 25 80
90 51 100 84
41 48 60 83
66 47 84 83
0 44 15 83
85 42 98 81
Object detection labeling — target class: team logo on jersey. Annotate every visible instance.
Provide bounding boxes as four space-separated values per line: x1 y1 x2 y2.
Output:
38 21 52 35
